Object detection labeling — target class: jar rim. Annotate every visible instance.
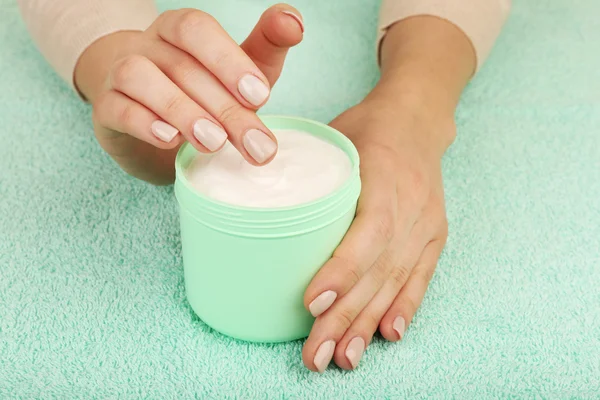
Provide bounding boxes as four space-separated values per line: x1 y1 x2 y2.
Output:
174 115 360 213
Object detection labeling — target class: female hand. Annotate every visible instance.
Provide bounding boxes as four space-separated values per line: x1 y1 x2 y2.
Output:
75 5 303 184
301 95 455 372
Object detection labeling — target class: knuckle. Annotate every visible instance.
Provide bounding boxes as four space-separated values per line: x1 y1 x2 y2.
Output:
345 265 362 288
417 263 437 285
370 265 387 289
372 213 395 243
333 308 354 329
169 55 199 86
162 94 185 115
370 257 392 288
175 9 214 42
216 102 244 125
117 102 136 128
211 50 232 69
390 264 411 288
111 55 147 89
366 311 382 330
332 255 362 288
404 296 419 315
157 9 175 26
396 294 418 316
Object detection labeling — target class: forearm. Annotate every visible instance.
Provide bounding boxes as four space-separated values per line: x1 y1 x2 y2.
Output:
372 16 476 119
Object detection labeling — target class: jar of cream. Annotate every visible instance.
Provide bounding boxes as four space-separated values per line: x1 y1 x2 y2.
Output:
174 115 361 342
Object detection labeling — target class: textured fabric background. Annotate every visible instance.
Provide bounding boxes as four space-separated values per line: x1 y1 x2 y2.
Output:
1 0 599 398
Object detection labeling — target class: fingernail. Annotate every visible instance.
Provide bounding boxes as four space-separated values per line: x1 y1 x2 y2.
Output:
151 121 178 142
308 290 337 317
345 337 365 369
238 74 270 106
243 129 277 163
193 119 227 151
282 10 304 32
393 316 406 340
314 340 335 373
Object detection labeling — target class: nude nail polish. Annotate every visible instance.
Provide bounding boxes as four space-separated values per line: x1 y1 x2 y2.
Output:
243 129 277 163
238 74 270 106
193 119 227 151
151 121 178 142
281 10 304 32
314 340 335 373
308 290 337 317
393 316 406 340
345 337 365 369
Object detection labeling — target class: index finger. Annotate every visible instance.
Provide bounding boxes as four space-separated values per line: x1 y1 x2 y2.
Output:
154 9 271 108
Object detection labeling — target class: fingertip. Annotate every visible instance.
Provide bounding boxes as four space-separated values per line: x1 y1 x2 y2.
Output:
262 5 304 48
242 128 278 165
301 345 319 373
188 141 218 155
192 119 228 152
392 316 406 340
379 313 406 342
281 10 304 33
313 340 336 373
237 73 271 108
303 282 330 313
336 335 367 369
333 345 355 371
378 326 398 342
241 5 303 86
303 257 352 312
307 290 337 317
154 133 184 150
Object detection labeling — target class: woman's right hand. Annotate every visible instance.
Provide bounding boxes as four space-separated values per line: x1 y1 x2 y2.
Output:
75 5 303 184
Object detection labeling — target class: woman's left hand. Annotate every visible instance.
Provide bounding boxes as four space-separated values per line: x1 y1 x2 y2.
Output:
301 94 455 372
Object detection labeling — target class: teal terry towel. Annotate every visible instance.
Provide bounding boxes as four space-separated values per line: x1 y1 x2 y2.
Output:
1 0 599 398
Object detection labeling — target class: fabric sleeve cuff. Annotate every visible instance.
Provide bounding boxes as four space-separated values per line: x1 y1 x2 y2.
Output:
377 0 511 73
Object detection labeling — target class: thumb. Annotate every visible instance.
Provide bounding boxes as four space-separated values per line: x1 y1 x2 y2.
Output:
241 4 303 86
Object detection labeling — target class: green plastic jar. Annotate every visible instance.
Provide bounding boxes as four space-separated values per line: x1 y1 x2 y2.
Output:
174 115 361 342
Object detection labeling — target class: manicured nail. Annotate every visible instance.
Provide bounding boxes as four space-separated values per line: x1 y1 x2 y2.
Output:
151 121 178 142
314 340 335 373
393 316 406 340
308 290 337 317
281 10 304 32
345 337 365 369
243 129 277 163
193 119 227 151
238 74 270 106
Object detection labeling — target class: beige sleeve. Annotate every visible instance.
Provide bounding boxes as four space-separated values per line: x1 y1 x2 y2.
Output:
17 0 159 89
18 0 509 91
378 0 512 72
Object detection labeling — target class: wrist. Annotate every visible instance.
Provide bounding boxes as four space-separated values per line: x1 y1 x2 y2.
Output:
357 16 477 156
355 91 456 163
74 30 143 102
366 67 457 120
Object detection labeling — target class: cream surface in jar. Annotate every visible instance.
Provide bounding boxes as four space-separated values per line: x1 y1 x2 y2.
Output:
186 129 352 208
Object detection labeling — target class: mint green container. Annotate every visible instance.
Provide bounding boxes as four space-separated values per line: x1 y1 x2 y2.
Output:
174 116 361 343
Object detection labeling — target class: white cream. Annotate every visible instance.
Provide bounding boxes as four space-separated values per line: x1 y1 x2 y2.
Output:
186 129 352 208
